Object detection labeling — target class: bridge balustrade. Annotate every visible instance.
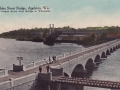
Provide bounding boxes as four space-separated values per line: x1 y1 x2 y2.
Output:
65 52 71 57
73 49 81 54
0 69 8 78
13 73 36 86
24 63 34 70
56 54 64 60
35 60 46 66
52 40 120 72
56 40 120 67
0 70 5 77
71 51 76 54
23 60 47 71
0 80 11 90
22 39 120 72
0 73 37 90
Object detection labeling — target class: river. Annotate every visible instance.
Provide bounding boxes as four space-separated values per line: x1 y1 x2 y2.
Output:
0 38 120 90
0 38 83 69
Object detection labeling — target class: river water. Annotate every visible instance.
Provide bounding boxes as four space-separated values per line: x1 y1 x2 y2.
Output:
0 38 120 90
0 38 83 69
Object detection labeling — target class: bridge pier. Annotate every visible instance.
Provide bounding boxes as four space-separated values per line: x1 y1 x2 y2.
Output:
95 59 103 65
106 53 111 55
101 57 107 60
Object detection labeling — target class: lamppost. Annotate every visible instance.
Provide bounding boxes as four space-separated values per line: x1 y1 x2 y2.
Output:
17 57 23 66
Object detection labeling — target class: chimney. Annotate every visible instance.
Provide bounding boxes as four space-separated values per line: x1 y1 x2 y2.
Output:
49 24 51 34
52 24 54 32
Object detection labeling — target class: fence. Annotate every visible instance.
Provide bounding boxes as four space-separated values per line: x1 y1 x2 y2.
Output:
0 73 38 90
0 69 8 78
6 72 52 90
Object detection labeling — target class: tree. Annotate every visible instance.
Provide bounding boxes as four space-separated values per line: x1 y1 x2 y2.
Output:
100 32 107 40
90 33 95 41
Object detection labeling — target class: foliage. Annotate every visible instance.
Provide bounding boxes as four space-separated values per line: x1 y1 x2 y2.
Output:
0 26 120 46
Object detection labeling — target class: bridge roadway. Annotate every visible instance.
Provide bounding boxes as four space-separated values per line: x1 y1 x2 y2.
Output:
51 77 120 89
0 40 118 83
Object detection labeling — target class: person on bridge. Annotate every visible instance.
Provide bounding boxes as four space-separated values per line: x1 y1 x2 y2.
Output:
54 56 57 62
52 55 55 63
52 55 57 63
39 65 42 73
49 56 52 64
46 64 50 73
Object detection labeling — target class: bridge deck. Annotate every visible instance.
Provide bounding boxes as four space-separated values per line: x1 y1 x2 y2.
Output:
51 77 120 89
0 41 117 83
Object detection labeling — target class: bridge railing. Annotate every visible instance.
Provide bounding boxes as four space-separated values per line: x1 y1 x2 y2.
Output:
23 60 47 71
0 69 8 78
25 63 34 70
56 39 120 64
23 39 120 71
35 60 46 66
0 80 11 90
50 40 120 72
65 52 71 57
62 40 117 58
51 57 80 69
13 73 37 86
56 54 64 60
54 40 119 62
0 72 38 90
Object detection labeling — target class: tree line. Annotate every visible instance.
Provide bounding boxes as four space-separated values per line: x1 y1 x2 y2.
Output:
0 26 120 46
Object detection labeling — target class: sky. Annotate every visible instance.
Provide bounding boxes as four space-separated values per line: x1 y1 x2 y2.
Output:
0 0 120 33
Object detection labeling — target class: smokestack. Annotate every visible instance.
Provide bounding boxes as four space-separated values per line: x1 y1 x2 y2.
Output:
52 24 54 28
52 24 54 32
49 24 51 28
49 24 51 34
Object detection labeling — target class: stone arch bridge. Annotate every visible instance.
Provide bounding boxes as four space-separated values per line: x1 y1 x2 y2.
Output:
50 39 120 77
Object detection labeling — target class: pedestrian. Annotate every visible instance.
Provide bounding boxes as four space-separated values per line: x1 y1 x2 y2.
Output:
46 64 50 73
49 56 51 64
54 56 57 62
52 55 55 63
39 65 42 73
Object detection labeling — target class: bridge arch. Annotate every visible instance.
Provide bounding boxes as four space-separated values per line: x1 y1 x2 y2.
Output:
118 44 120 48
85 58 95 71
94 55 101 63
71 64 84 77
101 52 107 59
106 49 110 55
110 48 113 53
113 47 116 51
64 72 69 77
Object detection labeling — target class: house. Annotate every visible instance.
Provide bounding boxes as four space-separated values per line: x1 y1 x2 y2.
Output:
107 34 120 40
